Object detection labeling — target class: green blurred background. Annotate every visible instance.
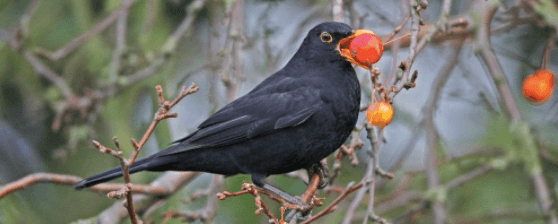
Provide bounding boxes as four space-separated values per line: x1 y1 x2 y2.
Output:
0 0 558 223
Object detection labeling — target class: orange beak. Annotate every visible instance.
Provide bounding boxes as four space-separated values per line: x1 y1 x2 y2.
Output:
338 29 383 70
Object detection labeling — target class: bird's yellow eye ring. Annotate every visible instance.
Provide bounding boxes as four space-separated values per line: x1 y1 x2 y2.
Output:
320 32 333 43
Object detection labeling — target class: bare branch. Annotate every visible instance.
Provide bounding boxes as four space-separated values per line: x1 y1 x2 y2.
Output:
375 190 423 214
128 83 199 165
122 0 208 86
34 0 138 61
541 28 556 69
475 4 521 121
109 0 130 83
162 175 223 223
93 138 138 223
446 164 493 189
94 172 199 224
219 175 323 223
423 39 464 224
219 0 245 103
23 51 74 98
342 125 392 224
0 173 179 199
87 84 198 223
300 181 364 224
18 0 42 37
395 163 494 223
473 4 557 223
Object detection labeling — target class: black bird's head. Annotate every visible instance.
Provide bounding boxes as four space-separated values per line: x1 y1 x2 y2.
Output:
292 22 376 69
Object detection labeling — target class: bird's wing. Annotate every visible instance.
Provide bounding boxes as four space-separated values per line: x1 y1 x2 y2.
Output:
164 80 322 155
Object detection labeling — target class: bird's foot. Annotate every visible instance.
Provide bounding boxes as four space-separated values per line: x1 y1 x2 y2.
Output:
306 161 330 189
293 196 312 211
252 174 310 209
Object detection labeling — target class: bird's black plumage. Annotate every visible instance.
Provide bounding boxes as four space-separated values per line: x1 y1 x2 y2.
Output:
74 22 361 198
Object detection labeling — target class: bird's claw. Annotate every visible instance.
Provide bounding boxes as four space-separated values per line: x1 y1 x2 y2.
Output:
307 162 330 189
292 196 310 210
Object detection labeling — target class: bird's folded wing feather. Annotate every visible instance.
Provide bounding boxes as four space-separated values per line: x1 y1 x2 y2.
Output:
164 81 322 155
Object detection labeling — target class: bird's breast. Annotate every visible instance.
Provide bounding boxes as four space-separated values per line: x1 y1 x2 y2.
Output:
313 70 361 143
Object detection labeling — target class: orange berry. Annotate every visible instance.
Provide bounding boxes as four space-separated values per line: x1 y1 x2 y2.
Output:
366 101 394 127
522 69 555 103
349 33 384 68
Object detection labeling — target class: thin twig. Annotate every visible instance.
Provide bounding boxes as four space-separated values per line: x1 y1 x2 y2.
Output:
363 125 390 224
388 0 422 97
475 4 521 120
109 137 139 223
90 141 133 223
0 173 174 199
391 0 453 97
394 163 494 224
219 0 245 103
521 0 558 31
384 1 410 43
541 29 556 69
330 123 365 185
90 84 198 223
122 0 207 86
375 190 423 214
23 51 74 98
34 0 138 61
219 175 323 223
95 172 199 224
342 125 391 224
300 181 364 224
217 183 283 224
162 175 223 224
109 0 130 83
18 0 42 37
342 179 368 224
423 39 464 224
474 5 557 223
128 83 199 165
416 0 451 51
446 164 493 189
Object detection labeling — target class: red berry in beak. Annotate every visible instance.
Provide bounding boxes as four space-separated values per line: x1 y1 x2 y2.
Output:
349 33 383 69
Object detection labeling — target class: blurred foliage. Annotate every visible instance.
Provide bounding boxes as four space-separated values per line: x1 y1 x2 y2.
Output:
0 0 557 224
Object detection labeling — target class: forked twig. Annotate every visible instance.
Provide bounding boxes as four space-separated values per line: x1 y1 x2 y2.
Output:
91 84 198 224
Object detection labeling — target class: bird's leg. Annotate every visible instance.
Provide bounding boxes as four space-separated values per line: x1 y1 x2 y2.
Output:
251 174 308 208
306 161 329 189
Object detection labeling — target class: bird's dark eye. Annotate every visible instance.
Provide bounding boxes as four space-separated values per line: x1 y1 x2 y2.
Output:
320 32 333 43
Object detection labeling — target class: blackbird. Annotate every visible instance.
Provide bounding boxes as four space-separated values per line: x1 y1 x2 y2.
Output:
75 22 370 205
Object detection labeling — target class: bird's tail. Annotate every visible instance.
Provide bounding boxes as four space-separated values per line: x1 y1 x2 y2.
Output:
73 157 152 189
